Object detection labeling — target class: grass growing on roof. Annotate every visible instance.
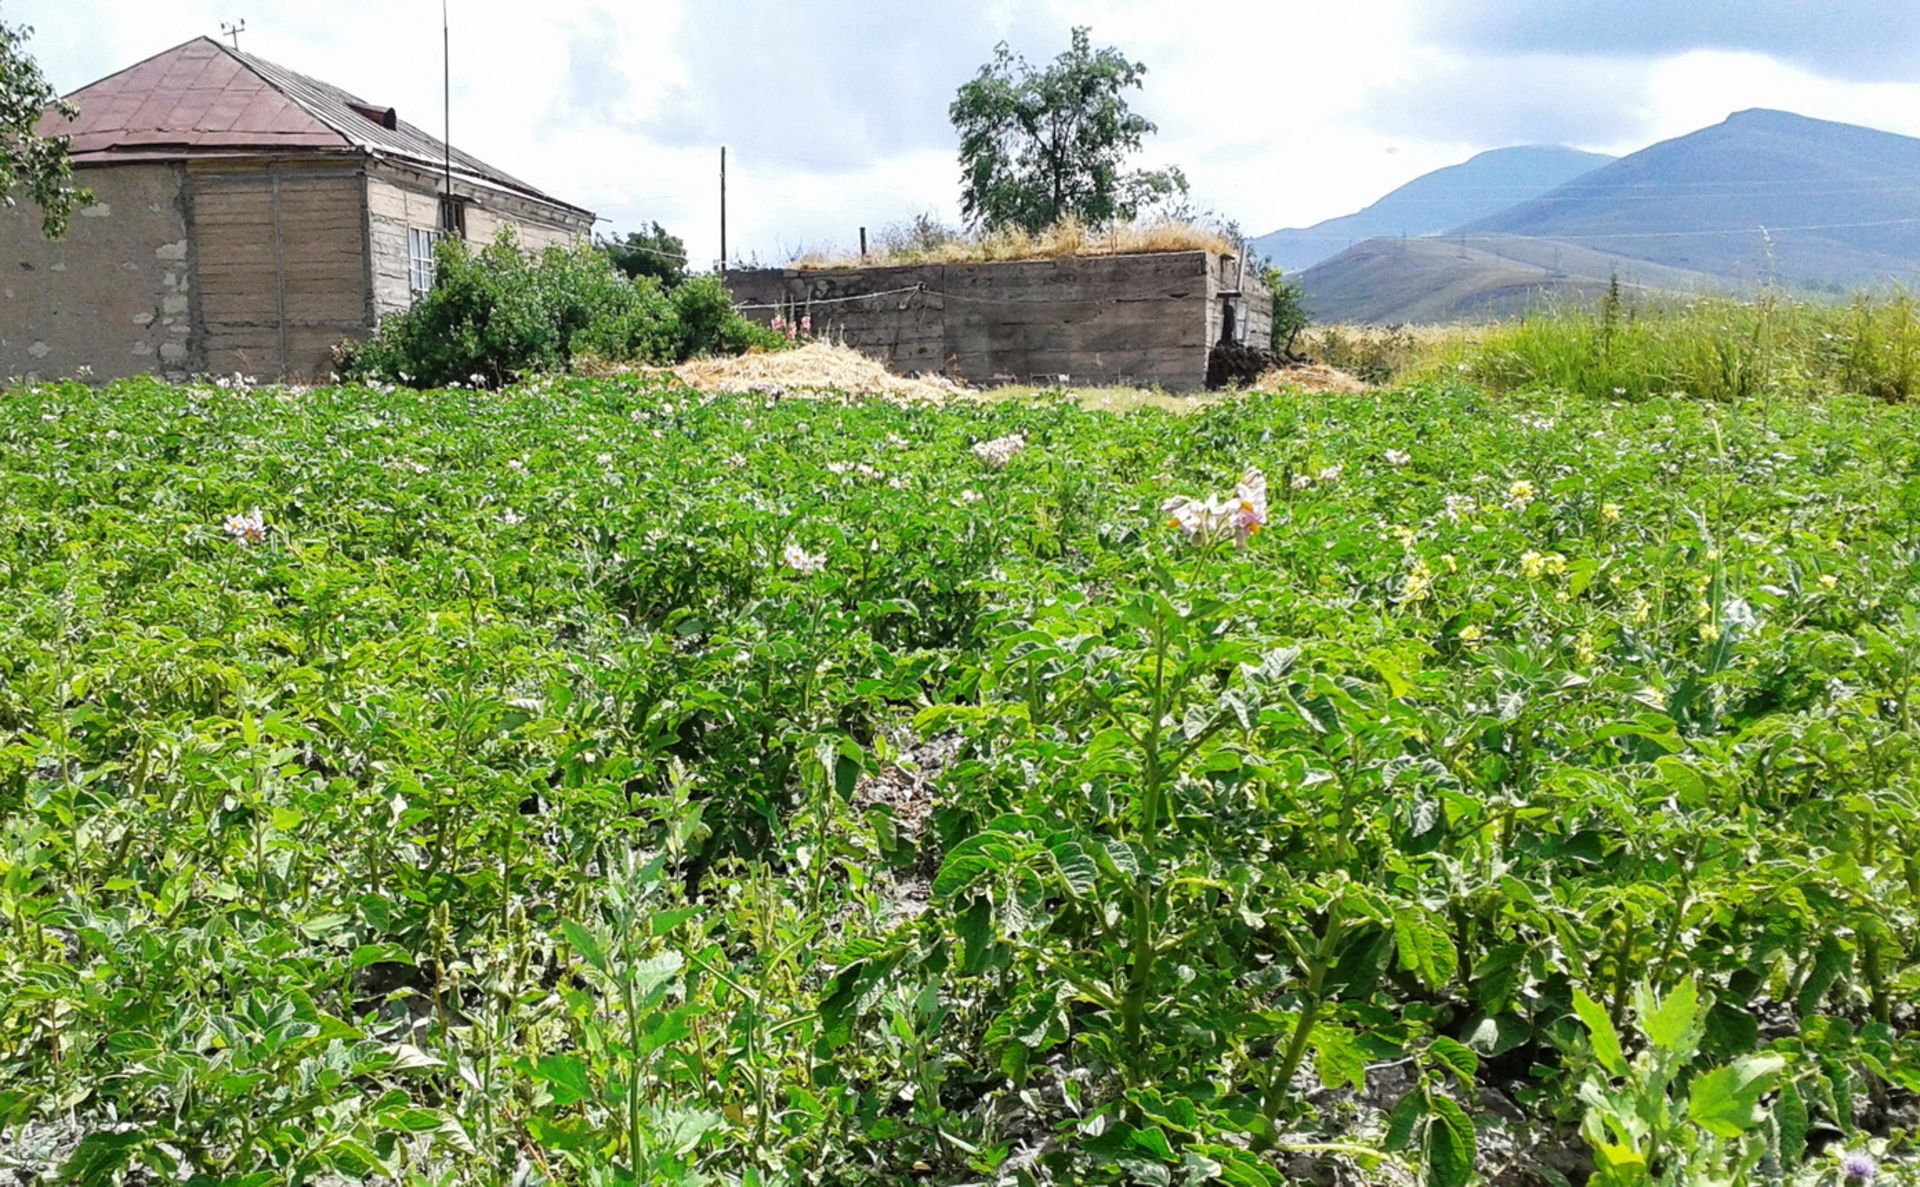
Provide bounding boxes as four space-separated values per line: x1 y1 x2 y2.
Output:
792 215 1234 269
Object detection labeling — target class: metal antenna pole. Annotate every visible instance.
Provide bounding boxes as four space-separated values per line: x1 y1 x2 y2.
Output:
720 146 728 272
442 0 452 207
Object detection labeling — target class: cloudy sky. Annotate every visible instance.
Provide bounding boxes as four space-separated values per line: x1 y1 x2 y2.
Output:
14 0 1920 265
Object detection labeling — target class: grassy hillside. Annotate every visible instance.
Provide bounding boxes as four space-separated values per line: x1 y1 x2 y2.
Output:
1250 145 1614 274
1456 109 1920 289
1297 234 1727 323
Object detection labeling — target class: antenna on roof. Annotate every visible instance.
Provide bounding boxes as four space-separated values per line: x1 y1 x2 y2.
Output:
220 19 246 49
442 0 452 204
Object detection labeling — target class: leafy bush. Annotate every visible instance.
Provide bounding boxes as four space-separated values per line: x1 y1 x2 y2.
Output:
341 228 780 387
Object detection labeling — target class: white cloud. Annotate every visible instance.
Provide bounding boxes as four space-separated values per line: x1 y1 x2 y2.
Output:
13 0 1920 264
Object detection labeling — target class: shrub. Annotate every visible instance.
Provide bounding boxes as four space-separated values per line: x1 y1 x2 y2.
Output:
341 228 781 387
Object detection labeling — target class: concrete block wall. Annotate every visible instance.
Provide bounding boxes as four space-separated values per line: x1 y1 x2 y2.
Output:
0 163 196 381
726 251 1232 390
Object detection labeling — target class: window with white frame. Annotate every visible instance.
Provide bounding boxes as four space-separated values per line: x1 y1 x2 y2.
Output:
408 226 441 296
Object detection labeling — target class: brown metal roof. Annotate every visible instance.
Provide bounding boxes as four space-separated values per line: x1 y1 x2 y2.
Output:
41 37 590 217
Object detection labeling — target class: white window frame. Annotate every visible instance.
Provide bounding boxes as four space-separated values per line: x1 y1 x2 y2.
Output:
408 226 441 296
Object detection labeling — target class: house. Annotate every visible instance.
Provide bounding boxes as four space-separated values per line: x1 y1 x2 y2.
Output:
1 36 594 382
725 251 1272 391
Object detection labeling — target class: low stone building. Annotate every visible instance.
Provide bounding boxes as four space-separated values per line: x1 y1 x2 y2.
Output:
2 36 594 382
724 250 1271 391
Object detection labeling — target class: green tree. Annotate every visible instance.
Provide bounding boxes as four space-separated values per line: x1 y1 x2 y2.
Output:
950 27 1187 232
601 221 688 289
1262 265 1309 355
2 19 88 237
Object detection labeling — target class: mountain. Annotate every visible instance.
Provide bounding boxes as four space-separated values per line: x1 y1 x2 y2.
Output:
1298 236 1728 325
1249 146 1614 274
1455 109 1920 290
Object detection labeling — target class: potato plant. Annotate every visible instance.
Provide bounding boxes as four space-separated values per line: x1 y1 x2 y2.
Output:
2 373 1919 1185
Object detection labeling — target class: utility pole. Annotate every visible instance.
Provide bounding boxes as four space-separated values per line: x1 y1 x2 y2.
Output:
719 146 728 272
220 19 246 49
442 0 452 207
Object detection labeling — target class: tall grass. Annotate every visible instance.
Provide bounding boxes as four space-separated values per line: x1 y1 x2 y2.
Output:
793 216 1234 269
1309 291 1920 402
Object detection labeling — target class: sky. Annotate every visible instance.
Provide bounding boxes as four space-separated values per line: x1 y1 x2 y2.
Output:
14 0 1920 266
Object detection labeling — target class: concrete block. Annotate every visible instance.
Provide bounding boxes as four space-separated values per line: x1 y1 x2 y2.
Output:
155 240 188 261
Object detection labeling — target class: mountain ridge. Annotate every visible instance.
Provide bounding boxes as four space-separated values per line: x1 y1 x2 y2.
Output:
1297 107 1920 323
1249 145 1614 274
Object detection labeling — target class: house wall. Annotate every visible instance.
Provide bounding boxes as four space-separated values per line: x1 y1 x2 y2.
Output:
0 163 196 381
725 251 1222 390
186 159 372 380
367 163 592 321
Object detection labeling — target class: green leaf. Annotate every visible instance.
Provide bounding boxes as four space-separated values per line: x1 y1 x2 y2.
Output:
1311 1024 1367 1092
350 942 414 970
630 952 685 1003
1573 990 1626 1077
1130 1124 1175 1160
1383 1091 1425 1153
1427 1036 1479 1085
1795 935 1850 1017
1774 1076 1808 1165
1687 1055 1786 1138
532 1054 594 1107
1640 978 1701 1054
560 921 610 975
1423 1093 1476 1187
933 831 1019 899
1461 1012 1530 1058
1048 834 1098 897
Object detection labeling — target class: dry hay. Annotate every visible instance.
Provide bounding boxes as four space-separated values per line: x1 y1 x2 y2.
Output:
670 342 961 403
796 216 1234 270
1253 361 1371 395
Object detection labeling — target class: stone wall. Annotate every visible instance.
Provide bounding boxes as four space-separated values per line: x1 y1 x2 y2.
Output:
725 251 1270 391
0 163 195 381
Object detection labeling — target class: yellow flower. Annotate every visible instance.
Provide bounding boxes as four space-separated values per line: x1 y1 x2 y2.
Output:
1505 480 1536 511
1575 631 1597 667
1818 573 1839 592
1520 550 1547 579
1600 503 1622 523
1698 622 1721 643
1439 553 1459 573
1399 558 1435 604
1629 594 1651 624
1544 553 1568 577
1458 624 1484 647
1695 599 1712 619
1390 525 1418 549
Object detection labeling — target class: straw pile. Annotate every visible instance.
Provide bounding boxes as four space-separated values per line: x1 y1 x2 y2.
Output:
670 342 961 404
1252 361 1371 395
